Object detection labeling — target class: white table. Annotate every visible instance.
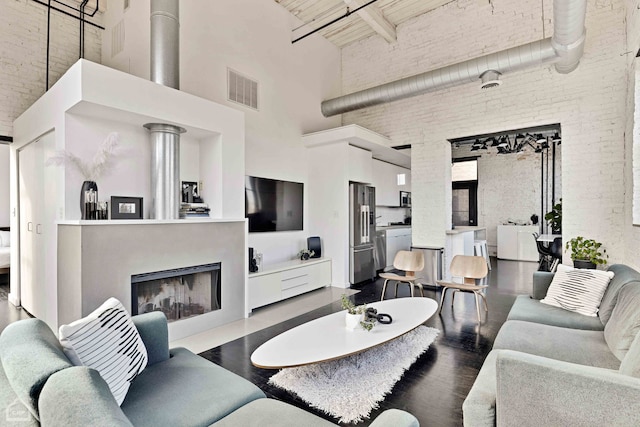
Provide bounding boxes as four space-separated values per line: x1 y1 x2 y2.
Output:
537 234 562 242
250 298 438 369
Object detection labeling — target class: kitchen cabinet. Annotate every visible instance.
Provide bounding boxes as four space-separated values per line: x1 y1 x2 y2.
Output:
347 145 372 184
371 159 411 207
384 227 412 270
497 225 539 262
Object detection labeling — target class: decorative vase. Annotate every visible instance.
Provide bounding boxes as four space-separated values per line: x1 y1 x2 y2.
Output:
573 259 596 269
80 181 98 219
345 312 362 330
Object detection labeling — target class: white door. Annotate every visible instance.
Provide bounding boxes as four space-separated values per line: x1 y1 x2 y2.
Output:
19 139 42 316
18 133 56 323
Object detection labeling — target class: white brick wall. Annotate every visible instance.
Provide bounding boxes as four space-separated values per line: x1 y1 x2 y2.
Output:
341 0 632 265
0 0 102 136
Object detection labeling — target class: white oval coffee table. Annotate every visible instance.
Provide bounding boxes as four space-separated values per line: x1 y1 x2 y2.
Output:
251 297 438 369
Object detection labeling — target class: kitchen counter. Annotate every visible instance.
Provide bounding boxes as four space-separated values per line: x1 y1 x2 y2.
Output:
446 226 486 235
377 225 411 230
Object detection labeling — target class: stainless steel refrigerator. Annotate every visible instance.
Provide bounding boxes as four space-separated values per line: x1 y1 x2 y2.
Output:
349 183 376 285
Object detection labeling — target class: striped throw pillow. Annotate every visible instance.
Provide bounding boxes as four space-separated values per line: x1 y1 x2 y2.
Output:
59 298 148 405
541 264 614 317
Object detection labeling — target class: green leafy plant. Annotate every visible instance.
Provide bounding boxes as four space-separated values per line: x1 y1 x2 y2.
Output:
544 199 562 233
341 294 366 315
565 236 608 265
341 294 375 331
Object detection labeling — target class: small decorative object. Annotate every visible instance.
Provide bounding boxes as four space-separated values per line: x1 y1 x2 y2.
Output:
530 213 539 225
565 236 608 269
400 191 411 207
298 249 315 260
341 294 374 331
83 188 97 220
181 181 202 203
97 201 109 220
110 196 143 220
544 198 562 233
46 132 122 218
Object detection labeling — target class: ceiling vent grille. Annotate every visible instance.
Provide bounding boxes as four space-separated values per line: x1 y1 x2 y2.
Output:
111 19 125 57
228 68 258 110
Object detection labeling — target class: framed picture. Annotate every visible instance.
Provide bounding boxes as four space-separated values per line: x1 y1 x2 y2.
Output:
111 196 143 220
181 181 202 203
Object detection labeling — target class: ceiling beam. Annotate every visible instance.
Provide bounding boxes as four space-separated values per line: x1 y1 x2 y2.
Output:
343 0 396 43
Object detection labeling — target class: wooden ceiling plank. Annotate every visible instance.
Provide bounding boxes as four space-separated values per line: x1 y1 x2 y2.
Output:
343 0 396 43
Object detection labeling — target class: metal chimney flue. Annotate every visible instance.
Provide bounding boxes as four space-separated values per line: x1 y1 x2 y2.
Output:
145 0 184 219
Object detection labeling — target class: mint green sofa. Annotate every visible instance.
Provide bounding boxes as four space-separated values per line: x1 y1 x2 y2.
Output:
0 312 419 427
463 264 640 426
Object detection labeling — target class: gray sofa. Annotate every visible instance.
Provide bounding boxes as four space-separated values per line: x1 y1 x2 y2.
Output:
463 264 640 426
0 311 419 427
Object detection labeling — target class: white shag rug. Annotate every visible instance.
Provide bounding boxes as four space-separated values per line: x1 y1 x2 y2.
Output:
268 325 439 424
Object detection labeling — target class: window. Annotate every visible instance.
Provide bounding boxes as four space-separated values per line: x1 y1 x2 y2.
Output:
452 159 477 182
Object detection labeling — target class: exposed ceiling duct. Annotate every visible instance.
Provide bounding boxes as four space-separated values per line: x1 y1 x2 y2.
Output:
144 0 185 220
321 0 587 117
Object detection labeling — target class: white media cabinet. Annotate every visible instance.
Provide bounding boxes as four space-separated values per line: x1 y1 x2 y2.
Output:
248 258 332 312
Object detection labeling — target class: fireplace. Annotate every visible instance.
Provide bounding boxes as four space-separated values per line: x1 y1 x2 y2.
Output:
131 263 221 322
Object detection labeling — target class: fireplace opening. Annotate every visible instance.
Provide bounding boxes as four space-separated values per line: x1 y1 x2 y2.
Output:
131 263 221 322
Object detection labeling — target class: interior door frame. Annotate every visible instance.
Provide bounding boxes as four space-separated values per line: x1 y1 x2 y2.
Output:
452 181 478 226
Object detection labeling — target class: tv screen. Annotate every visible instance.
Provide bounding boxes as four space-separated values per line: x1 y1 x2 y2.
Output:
245 176 303 232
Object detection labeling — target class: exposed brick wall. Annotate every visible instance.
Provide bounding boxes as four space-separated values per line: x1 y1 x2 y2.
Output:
0 0 102 136
341 0 631 264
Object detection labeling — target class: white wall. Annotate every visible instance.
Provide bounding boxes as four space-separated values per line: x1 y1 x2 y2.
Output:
0 0 101 136
101 0 342 266
0 144 9 225
341 0 632 266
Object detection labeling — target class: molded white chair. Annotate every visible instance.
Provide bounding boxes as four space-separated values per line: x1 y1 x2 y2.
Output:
379 250 425 300
437 255 489 322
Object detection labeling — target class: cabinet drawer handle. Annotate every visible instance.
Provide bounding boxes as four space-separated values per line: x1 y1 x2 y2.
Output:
27 222 33 232
36 224 42 234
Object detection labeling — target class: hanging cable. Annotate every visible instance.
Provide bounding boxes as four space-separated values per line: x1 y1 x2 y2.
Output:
79 0 88 58
292 0 382 44
46 0 51 91
31 0 104 30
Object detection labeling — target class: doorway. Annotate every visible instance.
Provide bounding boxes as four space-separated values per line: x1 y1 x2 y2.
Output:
452 182 478 226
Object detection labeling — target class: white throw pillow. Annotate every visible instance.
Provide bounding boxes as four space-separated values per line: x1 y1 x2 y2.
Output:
541 264 614 317
0 231 9 247
59 297 148 405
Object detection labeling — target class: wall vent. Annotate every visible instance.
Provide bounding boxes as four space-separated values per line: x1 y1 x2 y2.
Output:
227 68 258 110
111 19 125 57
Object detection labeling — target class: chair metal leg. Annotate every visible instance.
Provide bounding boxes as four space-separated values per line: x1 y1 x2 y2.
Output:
410 281 414 297
451 289 458 307
479 292 489 312
394 281 399 298
474 292 482 322
438 287 448 313
380 279 390 301
417 282 424 297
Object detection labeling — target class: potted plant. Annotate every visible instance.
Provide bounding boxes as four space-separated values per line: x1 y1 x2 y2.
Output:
565 236 608 269
298 249 315 260
341 294 373 331
544 199 562 234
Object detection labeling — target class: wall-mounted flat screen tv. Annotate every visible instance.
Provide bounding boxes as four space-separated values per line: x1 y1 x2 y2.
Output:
245 176 303 232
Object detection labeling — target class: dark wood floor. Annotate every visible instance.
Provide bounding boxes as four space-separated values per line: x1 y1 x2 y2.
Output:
0 260 536 426
200 258 537 427
0 281 32 331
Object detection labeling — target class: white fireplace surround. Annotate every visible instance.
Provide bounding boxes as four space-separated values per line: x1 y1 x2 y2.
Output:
9 60 247 339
